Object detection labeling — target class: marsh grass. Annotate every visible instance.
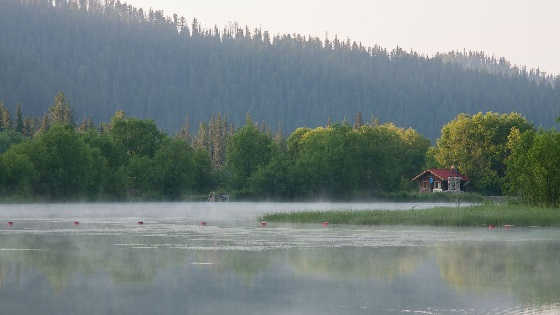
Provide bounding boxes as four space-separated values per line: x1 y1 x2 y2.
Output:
374 191 486 203
262 204 560 227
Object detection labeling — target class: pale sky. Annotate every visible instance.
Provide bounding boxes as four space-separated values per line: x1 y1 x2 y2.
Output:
126 0 559 75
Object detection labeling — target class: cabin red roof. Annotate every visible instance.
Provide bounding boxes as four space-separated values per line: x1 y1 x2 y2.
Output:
411 168 469 182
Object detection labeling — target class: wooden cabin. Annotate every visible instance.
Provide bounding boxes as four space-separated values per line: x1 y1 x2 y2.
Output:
411 167 469 193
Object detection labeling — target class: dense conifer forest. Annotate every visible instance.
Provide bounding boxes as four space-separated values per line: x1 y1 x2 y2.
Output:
1 0 558 139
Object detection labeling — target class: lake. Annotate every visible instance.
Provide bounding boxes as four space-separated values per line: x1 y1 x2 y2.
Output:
1 202 559 315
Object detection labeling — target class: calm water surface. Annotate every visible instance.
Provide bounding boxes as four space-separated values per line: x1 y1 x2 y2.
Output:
0 202 559 315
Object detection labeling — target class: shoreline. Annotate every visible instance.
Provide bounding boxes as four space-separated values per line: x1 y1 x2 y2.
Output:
0 192 487 204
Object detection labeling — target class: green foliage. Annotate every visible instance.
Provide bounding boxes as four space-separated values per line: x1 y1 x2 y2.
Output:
433 112 533 194
0 149 35 195
126 139 197 200
13 124 95 198
127 155 158 199
79 129 128 199
262 204 560 227
249 142 297 199
192 148 215 193
0 105 554 203
81 130 127 169
375 191 486 203
285 123 430 198
226 120 274 194
0 130 26 154
506 128 560 207
424 147 440 169
110 116 166 158
152 139 195 199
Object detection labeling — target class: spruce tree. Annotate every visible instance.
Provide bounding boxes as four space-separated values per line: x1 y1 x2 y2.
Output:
23 117 36 137
177 115 192 144
15 104 24 134
354 112 363 129
0 102 11 131
38 114 50 134
48 92 74 125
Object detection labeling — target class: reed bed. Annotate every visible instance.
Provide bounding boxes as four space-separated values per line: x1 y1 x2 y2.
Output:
262 204 560 227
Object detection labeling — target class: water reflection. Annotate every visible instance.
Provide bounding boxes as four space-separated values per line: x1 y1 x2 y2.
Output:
0 203 559 314
436 242 560 305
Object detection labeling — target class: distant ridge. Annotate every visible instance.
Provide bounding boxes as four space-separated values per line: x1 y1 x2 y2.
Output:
0 0 558 139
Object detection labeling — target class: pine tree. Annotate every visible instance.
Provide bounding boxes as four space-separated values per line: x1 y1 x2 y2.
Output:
177 115 192 144
0 102 11 131
78 117 94 132
193 122 209 151
37 114 50 134
48 92 74 125
15 104 24 133
23 117 36 137
354 112 363 129
213 113 230 168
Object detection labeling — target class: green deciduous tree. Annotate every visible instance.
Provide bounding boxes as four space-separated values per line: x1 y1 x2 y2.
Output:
285 122 430 198
192 148 215 193
0 149 35 196
152 139 195 199
127 155 158 198
0 130 25 154
80 130 128 199
226 119 273 194
506 128 560 207
110 115 166 158
16 124 95 198
433 112 533 194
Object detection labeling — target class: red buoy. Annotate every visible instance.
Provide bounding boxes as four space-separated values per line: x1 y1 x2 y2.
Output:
137 221 144 225
200 221 207 226
488 224 496 230
8 221 14 226
322 222 329 227
260 221 268 227
74 221 80 225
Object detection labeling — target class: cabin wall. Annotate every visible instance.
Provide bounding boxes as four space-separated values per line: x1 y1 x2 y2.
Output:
417 174 435 193
414 170 468 193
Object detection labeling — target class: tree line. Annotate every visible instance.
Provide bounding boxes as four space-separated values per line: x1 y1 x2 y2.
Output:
0 93 430 200
1 0 559 141
1 93 559 206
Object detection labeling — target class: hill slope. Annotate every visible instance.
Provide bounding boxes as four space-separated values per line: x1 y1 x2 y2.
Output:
0 0 558 138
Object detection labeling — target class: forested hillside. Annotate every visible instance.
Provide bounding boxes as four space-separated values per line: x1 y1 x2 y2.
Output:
1 0 558 139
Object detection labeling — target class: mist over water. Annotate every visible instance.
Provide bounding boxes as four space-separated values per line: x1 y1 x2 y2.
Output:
0 202 558 315
0 202 465 224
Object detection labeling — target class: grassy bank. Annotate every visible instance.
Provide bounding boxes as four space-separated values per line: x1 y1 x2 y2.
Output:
262 204 560 227
373 191 486 203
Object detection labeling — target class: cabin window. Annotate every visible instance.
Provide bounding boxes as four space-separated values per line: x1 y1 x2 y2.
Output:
448 177 460 191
